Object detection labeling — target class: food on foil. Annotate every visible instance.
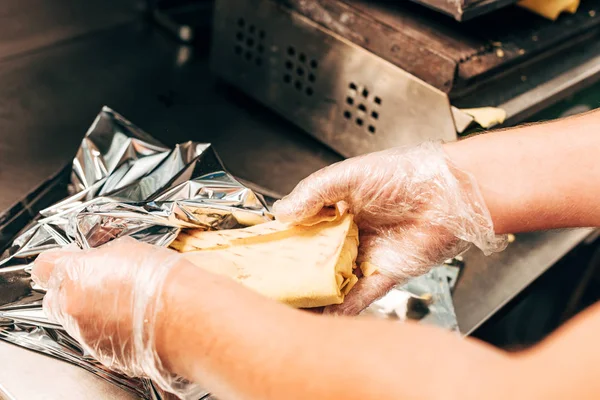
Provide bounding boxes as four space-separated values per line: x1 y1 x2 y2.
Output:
362 290 432 321
0 107 460 400
172 208 360 308
0 107 272 399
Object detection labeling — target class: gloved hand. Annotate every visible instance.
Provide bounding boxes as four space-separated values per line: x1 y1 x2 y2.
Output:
31 237 205 399
273 141 507 315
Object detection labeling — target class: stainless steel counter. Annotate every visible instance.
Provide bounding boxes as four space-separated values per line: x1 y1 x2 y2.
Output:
0 1 595 398
0 2 340 213
0 341 137 400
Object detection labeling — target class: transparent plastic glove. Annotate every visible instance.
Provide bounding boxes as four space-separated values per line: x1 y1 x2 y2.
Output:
31 237 204 399
273 141 507 315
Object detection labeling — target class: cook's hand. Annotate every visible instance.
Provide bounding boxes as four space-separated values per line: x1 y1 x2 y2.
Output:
273 141 507 315
31 237 201 399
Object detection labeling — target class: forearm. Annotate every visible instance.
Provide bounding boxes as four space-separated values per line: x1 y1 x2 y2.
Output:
444 110 600 234
156 261 516 400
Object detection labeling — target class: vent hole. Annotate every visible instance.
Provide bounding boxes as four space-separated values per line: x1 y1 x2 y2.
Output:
356 118 364 126
236 32 244 41
299 53 307 62
344 111 352 119
285 61 293 70
259 30 266 39
258 44 265 53
358 104 367 112
284 74 292 83
371 111 379 119
297 67 304 76
245 52 253 61
368 125 376 134
310 60 318 69
346 97 354 105
238 18 245 27
287 46 296 56
247 38 255 47
374 96 382 105
306 87 314 96
295 80 303 90
308 73 316 82
349 82 357 91
362 88 369 98
249 25 256 33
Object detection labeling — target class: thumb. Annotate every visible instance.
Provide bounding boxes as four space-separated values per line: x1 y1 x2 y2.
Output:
273 160 356 223
324 273 397 316
31 244 82 288
324 228 444 316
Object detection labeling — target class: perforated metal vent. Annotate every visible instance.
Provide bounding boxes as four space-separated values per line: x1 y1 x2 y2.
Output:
282 46 318 97
343 82 381 134
212 0 457 157
233 18 266 66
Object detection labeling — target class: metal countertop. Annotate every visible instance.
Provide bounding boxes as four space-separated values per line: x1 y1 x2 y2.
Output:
0 23 340 213
0 2 593 398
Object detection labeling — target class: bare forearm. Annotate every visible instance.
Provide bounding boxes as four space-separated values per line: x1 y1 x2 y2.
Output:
444 110 600 234
157 262 515 400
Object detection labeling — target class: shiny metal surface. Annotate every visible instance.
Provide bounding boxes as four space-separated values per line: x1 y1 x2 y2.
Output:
0 106 271 306
0 341 137 400
0 24 341 215
455 228 596 334
363 266 460 331
408 0 519 21
211 0 457 158
0 7 338 399
0 0 140 61
500 52 600 126
453 31 600 117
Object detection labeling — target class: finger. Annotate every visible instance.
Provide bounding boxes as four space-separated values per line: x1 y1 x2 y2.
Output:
273 160 360 223
42 288 60 323
324 273 397 316
356 234 418 281
100 235 140 249
41 261 73 325
358 225 454 281
356 233 418 279
31 245 80 288
31 253 61 288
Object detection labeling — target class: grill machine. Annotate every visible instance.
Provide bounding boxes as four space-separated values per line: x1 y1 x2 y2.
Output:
210 0 600 157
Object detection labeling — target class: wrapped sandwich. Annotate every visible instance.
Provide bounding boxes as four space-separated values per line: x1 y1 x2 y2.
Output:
171 207 362 308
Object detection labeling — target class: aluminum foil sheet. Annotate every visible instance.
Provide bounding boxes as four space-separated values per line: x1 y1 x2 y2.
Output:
0 107 460 399
362 266 460 331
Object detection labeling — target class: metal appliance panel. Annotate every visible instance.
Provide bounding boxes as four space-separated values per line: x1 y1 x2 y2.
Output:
408 0 519 21
211 0 457 158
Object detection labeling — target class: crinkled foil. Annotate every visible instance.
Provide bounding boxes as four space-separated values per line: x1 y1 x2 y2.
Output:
362 266 460 331
0 107 460 399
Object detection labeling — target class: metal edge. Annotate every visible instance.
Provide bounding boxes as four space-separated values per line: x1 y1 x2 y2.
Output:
460 0 521 21
407 0 519 21
0 167 70 253
463 229 598 335
280 3 456 103
499 51 600 126
210 0 458 157
289 13 459 149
